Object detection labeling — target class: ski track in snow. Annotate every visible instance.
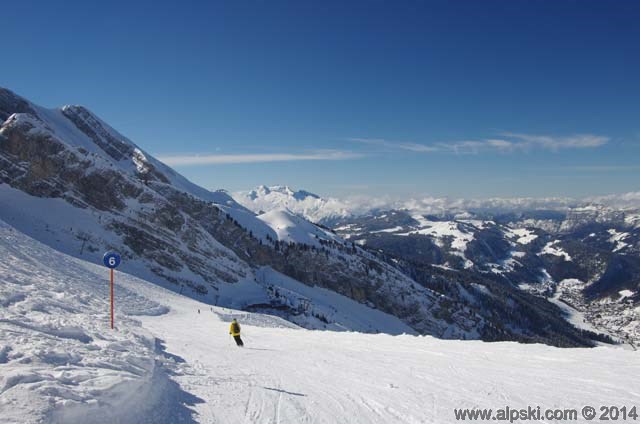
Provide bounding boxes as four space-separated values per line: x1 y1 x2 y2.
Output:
2 219 640 423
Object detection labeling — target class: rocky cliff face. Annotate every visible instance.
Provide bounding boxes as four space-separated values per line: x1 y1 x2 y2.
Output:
0 100 251 297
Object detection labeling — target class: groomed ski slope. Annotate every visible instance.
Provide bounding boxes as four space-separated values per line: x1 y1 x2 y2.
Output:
1 219 639 423
140 306 640 423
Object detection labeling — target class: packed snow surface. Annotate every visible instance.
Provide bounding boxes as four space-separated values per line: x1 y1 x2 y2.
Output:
2 220 639 423
141 305 640 424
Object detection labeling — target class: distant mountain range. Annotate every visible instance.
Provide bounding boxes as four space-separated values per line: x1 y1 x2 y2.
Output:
233 185 353 224
234 184 640 225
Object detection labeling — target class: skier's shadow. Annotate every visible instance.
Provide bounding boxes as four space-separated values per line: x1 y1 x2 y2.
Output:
263 387 307 397
245 347 277 352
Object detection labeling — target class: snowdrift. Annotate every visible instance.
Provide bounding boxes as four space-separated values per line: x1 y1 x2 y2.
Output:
0 219 193 423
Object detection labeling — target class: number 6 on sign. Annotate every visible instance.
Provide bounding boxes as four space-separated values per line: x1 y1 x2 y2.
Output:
102 252 121 329
103 252 121 269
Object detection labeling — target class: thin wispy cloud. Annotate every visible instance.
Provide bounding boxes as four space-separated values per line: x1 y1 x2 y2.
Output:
158 150 363 166
436 140 515 154
348 138 439 152
500 132 610 150
349 133 610 155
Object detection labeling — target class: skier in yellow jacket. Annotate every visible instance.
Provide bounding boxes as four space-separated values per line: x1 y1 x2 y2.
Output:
229 319 244 347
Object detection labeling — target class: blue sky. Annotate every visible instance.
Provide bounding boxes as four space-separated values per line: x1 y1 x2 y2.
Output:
3 0 639 199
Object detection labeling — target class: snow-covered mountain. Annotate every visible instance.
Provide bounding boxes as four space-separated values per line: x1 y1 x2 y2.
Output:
0 87 488 340
2 218 639 423
0 87 259 303
1 87 626 347
233 185 353 224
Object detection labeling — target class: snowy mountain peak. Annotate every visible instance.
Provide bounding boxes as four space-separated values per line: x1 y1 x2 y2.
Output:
247 184 273 199
247 185 321 201
234 185 350 224
273 185 320 200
